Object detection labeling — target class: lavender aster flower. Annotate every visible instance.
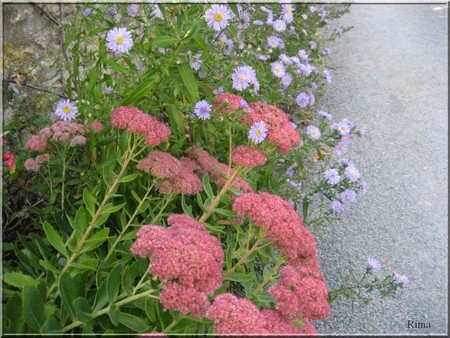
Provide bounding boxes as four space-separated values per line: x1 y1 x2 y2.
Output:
55 99 77 121
232 65 258 91
273 19 287 32
281 4 295 23
318 110 333 120
249 121 268 144
253 20 264 25
194 100 212 120
205 5 232 31
298 49 309 61
393 273 410 286
271 61 286 78
310 40 317 50
331 200 344 214
345 165 360 182
267 35 282 49
335 141 349 156
106 27 133 54
82 8 92 16
360 180 368 196
107 7 117 16
324 169 341 185
104 86 114 95
302 13 308 20
311 82 318 91
296 92 310 108
281 73 293 89
127 4 139 16
288 180 300 188
152 5 164 19
340 189 357 205
306 125 321 141
365 257 383 272
324 69 332 83
336 120 352 135
189 53 202 71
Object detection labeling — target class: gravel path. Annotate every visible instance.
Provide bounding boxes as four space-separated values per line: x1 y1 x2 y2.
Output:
313 4 448 335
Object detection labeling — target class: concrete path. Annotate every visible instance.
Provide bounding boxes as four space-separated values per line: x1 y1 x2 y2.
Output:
313 4 448 335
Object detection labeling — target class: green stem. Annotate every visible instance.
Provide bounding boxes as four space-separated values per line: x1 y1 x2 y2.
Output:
61 155 66 211
102 183 154 265
164 316 182 333
150 193 174 224
248 257 284 299
62 288 158 332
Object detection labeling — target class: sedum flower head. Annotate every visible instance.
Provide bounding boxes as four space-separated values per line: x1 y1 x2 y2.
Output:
232 145 267 169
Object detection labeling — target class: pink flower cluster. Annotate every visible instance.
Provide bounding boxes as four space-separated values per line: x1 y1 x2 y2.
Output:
241 102 301 153
212 92 247 115
232 192 317 263
231 192 330 330
232 145 267 169
187 147 252 192
25 121 87 152
24 154 50 172
131 214 224 317
137 151 202 195
24 121 86 172
110 106 171 146
206 293 318 335
91 120 105 132
268 265 330 320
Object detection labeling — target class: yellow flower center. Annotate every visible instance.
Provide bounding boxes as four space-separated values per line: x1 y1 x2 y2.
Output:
62 106 71 114
115 35 124 45
286 6 293 13
255 129 262 137
275 66 282 73
214 12 223 22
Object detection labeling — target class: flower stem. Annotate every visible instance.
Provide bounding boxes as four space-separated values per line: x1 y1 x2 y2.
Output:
62 288 158 332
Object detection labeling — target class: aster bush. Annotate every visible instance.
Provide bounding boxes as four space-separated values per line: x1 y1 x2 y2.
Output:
3 3 407 335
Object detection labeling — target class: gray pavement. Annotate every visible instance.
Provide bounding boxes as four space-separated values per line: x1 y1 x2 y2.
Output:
313 4 448 335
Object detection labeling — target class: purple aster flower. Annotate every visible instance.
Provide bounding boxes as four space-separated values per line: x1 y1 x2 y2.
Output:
340 189 357 205
127 4 139 16
82 8 92 16
249 121 267 144
335 141 350 156
365 257 383 272
104 86 114 95
324 169 341 185
330 200 344 214
232 65 258 91
308 93 315 105
339 158 354 167
266 10 274 25
214 86 224 94
281 73 293 89
194 100 212 121
309 5 319 12
336 120 353 135
302 13 308 20
310 40 317 50
273 19 286 32
55 99 77 121
297 63 315 76
297 49 309 61
205 5 232 31
279 54 292 65
271 61 286 78
189 53 202 71
106 27 133 54
345 165 361 182
258 54 269 61
107 7 117 16
267 35 281 49
151 5 164 19
356 127 366 138
289 122 298 129
393 273 410 286
322 47 331 56
318 110 333 120
306 125 321 141
288 180 300 188
360 180 368 196
253 20 264 25
281 4 295 23
239 99 249 109
311 82 318 91
296 92 310 108
324 69 332 84
285 164 297 177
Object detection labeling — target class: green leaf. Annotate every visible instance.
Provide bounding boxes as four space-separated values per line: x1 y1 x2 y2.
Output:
302 197 309 220
181 195 193 216
93 279 108 312
107 264 122 305
4 293 24 332
102 202 126 215
122 72 160 105
41 315 63 333
225 272 254 283
23 285 46 331
178 63 199 102
151 35 179 48
3 272 39 288
202 174 214 200
69 207 87 234
214 208 236 218
43 222 68 257
73 297 92 323
117 312 149 332
106 60 128 74
80 228 110 254
83 189 97 217
119 172 139 183
144 297 157 322
59 273 77 319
